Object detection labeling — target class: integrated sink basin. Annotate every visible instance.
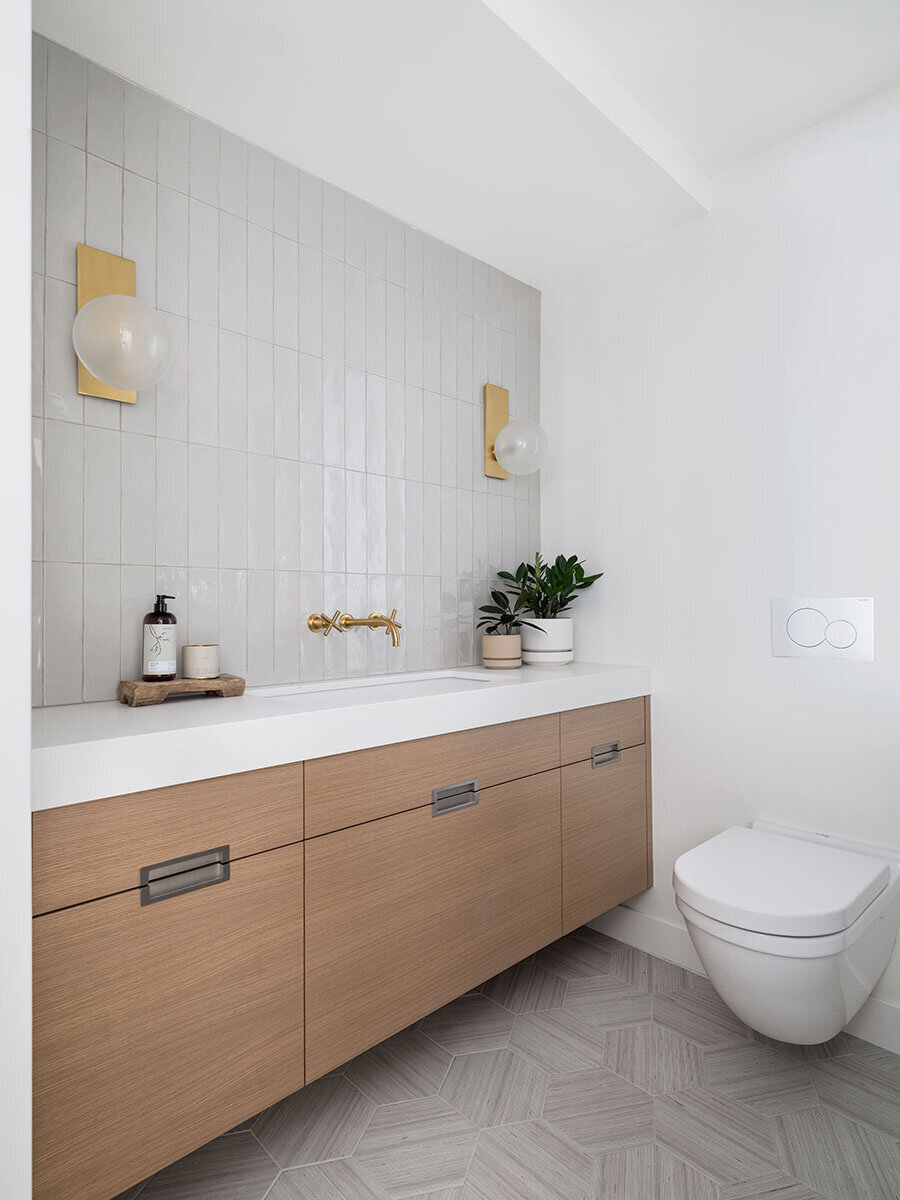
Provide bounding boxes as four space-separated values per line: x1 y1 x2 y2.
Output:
251 670 503 702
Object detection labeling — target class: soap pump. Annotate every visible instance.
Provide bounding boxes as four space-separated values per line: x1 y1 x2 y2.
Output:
142 594 177 682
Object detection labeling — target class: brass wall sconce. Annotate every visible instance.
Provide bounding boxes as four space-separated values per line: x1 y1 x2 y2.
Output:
73 243 172 403
483 384 548 478
308 610 403 649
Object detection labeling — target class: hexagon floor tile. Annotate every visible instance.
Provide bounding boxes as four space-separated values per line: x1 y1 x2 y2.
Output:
563 970 651 1010
751 1029 864 1062
411 1188 487 1200
268 1157 389 1200
608 948 703 996
652 987 753 1049
481 959 568 1015
353 1096 478 1198
253 1074 375 1168
655 1086 781 1185
719 1175 830 1199
116 930 900 1200
656 1145 721 1200
467 1119 594 1200
534 933 614 981
808 1047 900 1139
542 1066 654 1154
703 1042 819 1116
602 1021 703 1095
563 976 653 1031
420 994 515 1055
509 1009 608 1075
440 1046 548 1128
592 1144 657 1200
138 1132 278 1200
772 1105 900 1200
346 1027 453 1105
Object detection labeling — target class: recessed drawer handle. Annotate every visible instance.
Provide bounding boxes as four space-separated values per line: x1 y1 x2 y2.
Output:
139 845 230 906
432 779 479 817
592 742 621 768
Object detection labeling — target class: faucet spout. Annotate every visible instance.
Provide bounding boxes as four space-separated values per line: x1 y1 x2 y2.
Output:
336 609 403 647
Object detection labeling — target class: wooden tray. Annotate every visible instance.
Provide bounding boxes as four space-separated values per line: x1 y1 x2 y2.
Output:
117 674 246 707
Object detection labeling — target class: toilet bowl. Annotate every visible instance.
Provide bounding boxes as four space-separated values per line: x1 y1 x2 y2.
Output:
673 820 900 1044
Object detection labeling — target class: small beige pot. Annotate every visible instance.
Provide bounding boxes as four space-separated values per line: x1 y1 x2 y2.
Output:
481 633 522 670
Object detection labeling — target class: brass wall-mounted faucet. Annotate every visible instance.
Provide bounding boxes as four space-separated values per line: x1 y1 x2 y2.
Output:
307 609 403 648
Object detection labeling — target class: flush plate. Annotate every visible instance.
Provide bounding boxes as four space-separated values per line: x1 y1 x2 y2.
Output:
771 597 874 661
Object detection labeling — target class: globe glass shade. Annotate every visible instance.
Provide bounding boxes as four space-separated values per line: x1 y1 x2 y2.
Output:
493 418 548 475
72 294 172 391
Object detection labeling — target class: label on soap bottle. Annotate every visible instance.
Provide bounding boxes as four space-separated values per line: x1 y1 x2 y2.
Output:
143 624 177 675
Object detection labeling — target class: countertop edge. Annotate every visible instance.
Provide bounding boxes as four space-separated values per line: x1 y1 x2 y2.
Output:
32 664 651 811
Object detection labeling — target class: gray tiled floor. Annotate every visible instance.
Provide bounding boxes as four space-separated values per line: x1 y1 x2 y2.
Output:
117 928 900 1200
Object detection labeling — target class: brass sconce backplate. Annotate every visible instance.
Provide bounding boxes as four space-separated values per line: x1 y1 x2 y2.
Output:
76 243 138 404
484 384 509 480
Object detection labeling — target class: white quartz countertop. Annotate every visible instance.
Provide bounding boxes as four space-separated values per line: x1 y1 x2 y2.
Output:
31 662 650 811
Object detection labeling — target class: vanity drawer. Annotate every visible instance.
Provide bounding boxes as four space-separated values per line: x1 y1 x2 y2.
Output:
305 769 562 1078
559 697 646 767
32 763 303 915
304 713 560 836
33 842 304 1200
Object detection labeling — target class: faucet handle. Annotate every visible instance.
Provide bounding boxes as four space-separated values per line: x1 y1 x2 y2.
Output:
307 610 343 636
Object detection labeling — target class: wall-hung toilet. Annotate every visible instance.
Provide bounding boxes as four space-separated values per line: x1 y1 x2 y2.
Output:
673 820 900 1044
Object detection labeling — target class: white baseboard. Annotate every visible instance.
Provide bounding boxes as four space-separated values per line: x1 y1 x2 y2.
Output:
847 995 900 1055
587 904 706 975
588 904 900 1055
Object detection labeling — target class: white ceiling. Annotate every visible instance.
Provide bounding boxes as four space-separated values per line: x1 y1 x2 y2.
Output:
505 0 900 174
34 1 900 287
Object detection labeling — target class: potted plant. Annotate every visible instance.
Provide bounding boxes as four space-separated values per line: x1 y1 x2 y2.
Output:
499 553 603 665
476 588 543 669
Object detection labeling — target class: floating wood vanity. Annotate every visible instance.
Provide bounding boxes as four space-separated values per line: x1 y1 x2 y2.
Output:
32 681 651 1200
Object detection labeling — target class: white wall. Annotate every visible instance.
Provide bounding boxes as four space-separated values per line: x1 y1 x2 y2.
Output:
542 84 900 1051
0 0 32 1194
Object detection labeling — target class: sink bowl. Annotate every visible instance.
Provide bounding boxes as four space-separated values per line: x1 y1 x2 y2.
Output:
251 670 501 701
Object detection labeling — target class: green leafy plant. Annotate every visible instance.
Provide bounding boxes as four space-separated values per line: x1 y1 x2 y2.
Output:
476 588 545 636
499 552 603 619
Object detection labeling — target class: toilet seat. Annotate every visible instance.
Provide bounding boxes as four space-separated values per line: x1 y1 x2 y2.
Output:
674 824 890 937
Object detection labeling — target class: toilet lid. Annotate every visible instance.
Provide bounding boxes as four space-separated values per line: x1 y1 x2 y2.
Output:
673 826 891 936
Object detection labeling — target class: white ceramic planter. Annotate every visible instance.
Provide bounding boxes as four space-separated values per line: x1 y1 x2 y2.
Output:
521 618 574 665
481 633 522 669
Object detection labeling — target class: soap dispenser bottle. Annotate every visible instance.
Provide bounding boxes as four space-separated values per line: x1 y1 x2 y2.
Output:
142 594 178 682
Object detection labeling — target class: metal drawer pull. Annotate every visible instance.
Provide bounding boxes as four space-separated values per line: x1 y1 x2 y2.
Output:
139 845 230 905
592 741 621 768
432 779 479 817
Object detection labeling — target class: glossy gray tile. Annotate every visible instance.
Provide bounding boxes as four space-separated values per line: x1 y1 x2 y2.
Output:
31 40 541 705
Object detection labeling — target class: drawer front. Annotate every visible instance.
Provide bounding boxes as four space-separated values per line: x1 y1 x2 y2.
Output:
33 843 304 1200
559 697 646 767
305 769 563 1079
304 713 560 836
33 762 303 915
561 746 649 933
